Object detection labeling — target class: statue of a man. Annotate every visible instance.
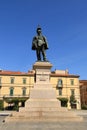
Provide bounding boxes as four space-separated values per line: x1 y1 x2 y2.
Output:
32 26 48 61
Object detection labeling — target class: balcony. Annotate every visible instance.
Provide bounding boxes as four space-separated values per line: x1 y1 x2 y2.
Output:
3 95 29 104
57 79 63 88
3 94 29 99
57 84 63 88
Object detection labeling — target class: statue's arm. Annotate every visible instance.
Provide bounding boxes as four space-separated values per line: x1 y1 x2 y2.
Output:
43 36 49 49
32 37 38 50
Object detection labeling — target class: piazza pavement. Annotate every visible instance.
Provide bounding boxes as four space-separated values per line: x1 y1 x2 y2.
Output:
0 110 87 130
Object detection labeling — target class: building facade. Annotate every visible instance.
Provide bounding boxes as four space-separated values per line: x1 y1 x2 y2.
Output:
0 69 81 110
80 80 87 108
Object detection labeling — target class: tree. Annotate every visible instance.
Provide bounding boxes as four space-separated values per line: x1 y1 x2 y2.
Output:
70 94 76 104
0 100 4 110
58 98 68 107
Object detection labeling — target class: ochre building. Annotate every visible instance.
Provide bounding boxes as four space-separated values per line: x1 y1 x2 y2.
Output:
80 80 87 108
0 68 81 110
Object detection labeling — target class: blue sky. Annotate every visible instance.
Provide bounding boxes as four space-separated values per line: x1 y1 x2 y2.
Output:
0 0 87 79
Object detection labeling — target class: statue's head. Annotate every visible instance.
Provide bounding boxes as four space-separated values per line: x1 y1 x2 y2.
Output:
36 25 42 34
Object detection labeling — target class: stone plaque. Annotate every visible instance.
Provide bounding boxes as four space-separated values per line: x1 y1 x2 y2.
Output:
36 69 50 83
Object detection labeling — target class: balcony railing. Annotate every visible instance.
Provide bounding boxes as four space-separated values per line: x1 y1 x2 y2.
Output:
3 94 29 98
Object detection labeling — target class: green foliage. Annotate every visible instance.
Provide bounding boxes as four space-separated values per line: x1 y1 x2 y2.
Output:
13 101 19 111
4 97 29 111
4 97 28 104
58 98 68 107
70 94 76 104
81 105 87 110
0 100 4 110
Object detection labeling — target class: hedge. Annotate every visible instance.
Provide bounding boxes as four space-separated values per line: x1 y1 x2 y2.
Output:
0 100 4 110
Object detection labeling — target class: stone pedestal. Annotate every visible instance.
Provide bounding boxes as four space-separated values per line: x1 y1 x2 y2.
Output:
20 61 62 112
6 62 83 122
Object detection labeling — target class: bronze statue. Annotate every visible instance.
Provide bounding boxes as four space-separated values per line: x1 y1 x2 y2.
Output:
32 26 48 61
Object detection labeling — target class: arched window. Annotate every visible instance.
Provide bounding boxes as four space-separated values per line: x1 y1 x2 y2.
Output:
0 77 2 84
10 87 14 96
57 79 63 88
22 87 26 96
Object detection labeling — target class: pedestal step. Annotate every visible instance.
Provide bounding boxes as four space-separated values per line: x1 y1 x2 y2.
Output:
18 110 79 117
30 88 57 99
19 107 67 112
6 111 83 122
25 99 61 108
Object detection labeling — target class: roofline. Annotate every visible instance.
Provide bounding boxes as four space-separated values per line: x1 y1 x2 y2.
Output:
80 80 87 82
0 73 34 76
50 73 80 78
0 70 79 78
0 71 34 76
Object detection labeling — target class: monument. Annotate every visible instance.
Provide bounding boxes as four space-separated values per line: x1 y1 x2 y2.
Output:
32 26 48 61
5 26 83 122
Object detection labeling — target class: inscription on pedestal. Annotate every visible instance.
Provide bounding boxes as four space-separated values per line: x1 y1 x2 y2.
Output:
37 74 49 82
36 69 50 83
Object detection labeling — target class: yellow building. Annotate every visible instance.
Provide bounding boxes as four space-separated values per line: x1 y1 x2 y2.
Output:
0 68 81 110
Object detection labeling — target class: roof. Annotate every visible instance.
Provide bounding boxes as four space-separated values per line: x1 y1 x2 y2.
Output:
0 70 79 78
80 80 87 86
50 73 79 78
0 70 34 76
80 80 87 82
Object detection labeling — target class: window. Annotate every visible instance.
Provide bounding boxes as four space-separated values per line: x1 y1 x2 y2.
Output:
71 89 75 95
57 79 63 88
11 77 15 84
0 77 1 84
22 87 26 96
70 79 74 85
10 87 14 96
23 78 26 84
59 89 62 96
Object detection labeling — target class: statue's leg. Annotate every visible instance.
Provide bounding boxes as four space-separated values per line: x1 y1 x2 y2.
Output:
36 49 41 61
42 45 47 61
